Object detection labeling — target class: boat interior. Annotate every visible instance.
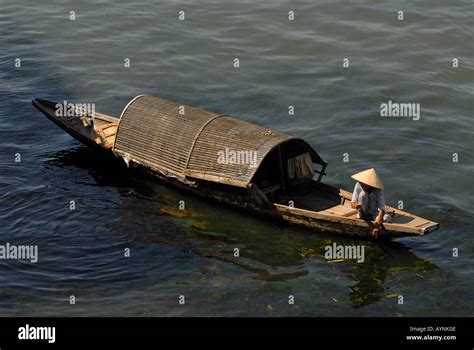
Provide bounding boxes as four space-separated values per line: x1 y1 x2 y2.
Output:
250 143 435 230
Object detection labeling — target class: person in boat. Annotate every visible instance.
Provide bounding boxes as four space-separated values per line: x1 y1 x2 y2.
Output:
350 168 391 237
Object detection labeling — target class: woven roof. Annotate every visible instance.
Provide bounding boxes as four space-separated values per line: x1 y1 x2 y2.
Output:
113 95 324 187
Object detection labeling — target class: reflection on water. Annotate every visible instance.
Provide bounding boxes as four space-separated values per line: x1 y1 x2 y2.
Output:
344 242 438 309
51 147 439 310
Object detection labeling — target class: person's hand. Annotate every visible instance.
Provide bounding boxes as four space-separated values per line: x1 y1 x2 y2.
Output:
372 223 381 238
355 203 362 210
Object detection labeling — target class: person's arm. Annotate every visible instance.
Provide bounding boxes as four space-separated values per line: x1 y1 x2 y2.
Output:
372 190 386 237
351 183 362 209
374 211 384 225
375 190 385 224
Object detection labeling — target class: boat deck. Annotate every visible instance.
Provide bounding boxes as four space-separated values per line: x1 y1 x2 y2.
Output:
74 106 119 148
275 182 439 236
285 182 341 212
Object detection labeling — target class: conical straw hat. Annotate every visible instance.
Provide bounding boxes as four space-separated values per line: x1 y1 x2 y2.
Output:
351 168 384 189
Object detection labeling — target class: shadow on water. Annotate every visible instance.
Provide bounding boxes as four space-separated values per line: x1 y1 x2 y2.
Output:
47 146 438 309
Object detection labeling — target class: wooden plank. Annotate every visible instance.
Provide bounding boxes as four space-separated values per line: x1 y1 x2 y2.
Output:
102 126 118 138
93 112 118 123
184 171 248 188
274 203 424 235
247 183 271 208
342 209 358 217
322 204 354 216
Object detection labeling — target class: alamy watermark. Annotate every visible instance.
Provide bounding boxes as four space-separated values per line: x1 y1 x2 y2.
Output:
0 242 38 263
55 100 96 118
18 324 55 343
325 242 365 263
380 100 420 121
217 147 258 168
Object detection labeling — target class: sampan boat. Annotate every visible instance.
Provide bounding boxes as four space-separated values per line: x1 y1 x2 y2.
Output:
32 95 439 239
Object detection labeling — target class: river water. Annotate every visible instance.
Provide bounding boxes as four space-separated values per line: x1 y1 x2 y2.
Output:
0 0 473 316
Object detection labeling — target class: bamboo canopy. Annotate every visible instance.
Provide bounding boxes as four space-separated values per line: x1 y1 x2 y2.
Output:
113 95 324 187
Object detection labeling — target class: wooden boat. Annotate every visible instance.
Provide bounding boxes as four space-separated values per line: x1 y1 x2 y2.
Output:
32 95 439 239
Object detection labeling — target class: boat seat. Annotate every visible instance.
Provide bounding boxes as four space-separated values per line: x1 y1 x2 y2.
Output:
94 122 118 149
322 204 357 217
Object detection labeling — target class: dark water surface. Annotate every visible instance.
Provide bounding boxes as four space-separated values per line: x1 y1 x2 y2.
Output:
0 0 473 316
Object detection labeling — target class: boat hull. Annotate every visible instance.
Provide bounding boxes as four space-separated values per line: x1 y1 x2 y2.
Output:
130 162 435 240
